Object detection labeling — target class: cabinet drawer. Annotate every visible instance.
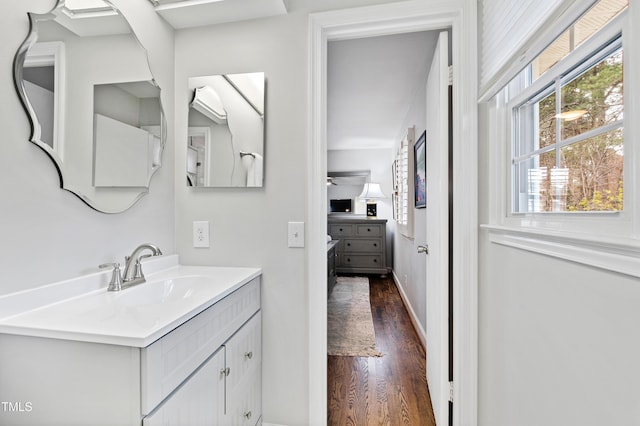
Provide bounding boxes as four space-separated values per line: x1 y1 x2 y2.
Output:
342 238 382 253
329 224 354 237
140 277 261 414
356 224 382 236
341 254 383 268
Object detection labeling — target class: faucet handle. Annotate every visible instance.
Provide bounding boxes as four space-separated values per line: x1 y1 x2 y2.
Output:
133 254 153 281
99 262 123 291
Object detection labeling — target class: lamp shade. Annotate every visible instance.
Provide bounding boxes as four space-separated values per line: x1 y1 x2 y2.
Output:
358 182 386 200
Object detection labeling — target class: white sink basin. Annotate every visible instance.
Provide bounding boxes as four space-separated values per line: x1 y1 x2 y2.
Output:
114 275 206 307
0 259 261 347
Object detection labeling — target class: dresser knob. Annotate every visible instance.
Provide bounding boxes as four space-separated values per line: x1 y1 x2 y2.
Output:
244 411 252 420
245 351 253 360
373 259 377 263
373 243 377 247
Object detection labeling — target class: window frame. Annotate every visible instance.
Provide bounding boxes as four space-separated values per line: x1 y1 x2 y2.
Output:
482 7 640 278
510 35 624 214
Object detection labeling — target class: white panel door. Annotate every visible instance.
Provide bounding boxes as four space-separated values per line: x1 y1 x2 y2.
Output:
425 30 450 426
143 348 225 426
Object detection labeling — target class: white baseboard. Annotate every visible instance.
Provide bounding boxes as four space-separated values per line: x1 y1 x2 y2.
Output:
392 271 426 350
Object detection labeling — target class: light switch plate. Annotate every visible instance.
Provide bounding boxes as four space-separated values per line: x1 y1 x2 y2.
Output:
193 221 210 248
288 222 305 248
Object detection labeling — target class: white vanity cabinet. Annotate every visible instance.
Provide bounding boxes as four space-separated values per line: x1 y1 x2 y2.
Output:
0 270 262 426
143 312 262 426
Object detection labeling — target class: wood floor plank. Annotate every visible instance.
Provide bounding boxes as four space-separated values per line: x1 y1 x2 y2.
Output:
328 275 436 426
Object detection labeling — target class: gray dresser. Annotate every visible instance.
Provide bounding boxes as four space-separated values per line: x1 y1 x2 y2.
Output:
328 217 388 275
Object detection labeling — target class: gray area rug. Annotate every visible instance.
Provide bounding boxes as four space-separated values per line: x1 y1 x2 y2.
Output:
328 276 382 357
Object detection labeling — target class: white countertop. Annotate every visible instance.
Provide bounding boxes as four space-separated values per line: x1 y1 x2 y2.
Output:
0 255 261 347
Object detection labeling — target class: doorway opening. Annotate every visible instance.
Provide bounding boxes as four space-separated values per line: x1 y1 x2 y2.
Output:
308 3 479 426
325 29 443 425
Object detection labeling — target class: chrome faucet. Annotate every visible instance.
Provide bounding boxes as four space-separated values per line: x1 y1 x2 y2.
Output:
122 243 163 286
99 244 163 291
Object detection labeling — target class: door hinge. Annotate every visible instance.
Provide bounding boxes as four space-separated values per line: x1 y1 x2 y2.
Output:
448 65 453 86
449 381 454 402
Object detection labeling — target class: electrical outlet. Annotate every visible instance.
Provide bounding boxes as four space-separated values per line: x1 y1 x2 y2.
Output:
193 221 210 248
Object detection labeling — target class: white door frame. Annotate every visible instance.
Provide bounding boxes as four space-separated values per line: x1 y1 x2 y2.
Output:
307 1 479 425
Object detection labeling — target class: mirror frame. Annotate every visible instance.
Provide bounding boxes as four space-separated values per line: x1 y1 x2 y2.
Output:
13 0 166 213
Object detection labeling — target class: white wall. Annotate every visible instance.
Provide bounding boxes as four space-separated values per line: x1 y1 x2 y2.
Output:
392 68 429 336
174 2 407 424
0 0 175 295
174 13 310 425
478 229 640 425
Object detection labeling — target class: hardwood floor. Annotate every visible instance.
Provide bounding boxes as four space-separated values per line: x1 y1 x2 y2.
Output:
328 275 436 426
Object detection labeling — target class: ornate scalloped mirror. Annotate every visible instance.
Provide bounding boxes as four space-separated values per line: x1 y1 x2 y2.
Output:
14 0 166 213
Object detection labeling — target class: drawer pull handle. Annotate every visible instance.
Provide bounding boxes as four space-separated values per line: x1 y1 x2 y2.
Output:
245 351 253 360
367 228 371 231
220 367 230 377
373 259 377 263
339 228 343 231
373 243 377 247
244 411 252 420
347 243 351 246
346 258 351 262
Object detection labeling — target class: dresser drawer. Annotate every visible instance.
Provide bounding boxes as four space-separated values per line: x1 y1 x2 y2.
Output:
329 224 354 237
140 278 261 414
356 224 382 237
342 238 382 253
341 254 383 269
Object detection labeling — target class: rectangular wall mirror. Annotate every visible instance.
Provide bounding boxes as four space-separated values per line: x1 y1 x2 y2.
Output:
187 72 264 187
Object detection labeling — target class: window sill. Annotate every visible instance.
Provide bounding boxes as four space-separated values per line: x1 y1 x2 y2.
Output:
481 224 640 278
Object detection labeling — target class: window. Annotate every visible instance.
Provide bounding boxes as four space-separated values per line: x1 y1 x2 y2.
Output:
482 0 637 277
509 0 627 214
512 39 624 213
394 127 414 238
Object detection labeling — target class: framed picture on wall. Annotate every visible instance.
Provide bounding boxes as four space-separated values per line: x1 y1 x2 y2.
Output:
414 130 426 208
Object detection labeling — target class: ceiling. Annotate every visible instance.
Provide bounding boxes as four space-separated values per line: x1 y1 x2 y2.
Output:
327 31 439 151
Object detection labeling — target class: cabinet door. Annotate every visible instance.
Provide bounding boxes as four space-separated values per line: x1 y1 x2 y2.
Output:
225 312 262 425
143 348 225 426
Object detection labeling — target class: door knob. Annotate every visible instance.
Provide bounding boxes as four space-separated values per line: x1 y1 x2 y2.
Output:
417 245 429 254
